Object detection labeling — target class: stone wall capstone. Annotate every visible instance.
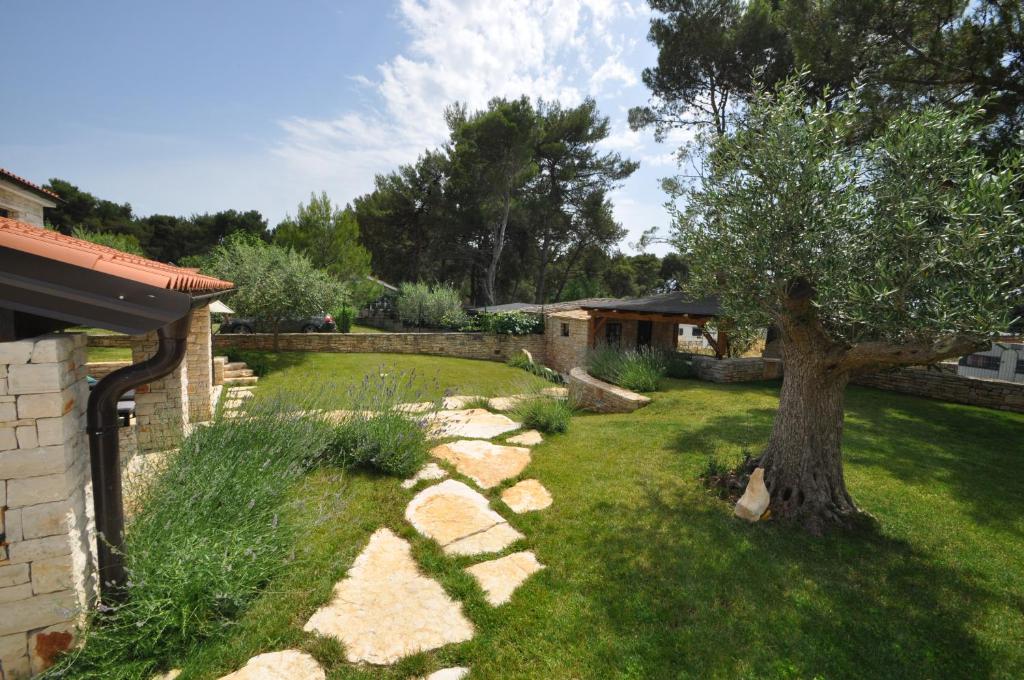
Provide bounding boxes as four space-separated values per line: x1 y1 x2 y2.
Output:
213 332 548 365
567 367 651 413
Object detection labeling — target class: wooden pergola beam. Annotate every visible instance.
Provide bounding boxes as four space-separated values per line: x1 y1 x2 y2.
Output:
582 309 713 325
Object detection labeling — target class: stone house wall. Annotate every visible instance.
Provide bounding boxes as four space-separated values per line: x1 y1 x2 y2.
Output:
213 332 548 365
0 183 51 227
0 334 96 678
544 312 591 374
184 307 212 423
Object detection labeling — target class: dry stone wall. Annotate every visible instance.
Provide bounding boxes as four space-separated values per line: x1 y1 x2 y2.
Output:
567 367 651 413
853 366 1024 413
690 356 784 383
213 332 547 364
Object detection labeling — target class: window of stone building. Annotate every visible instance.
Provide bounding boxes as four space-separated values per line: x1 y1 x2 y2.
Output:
561 322 569 337
605 322 622 347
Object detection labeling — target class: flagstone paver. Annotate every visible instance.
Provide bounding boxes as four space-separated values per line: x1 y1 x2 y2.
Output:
501 479 553 513
507 429 543 446
217 650 325 680
303 528 474 665
465 551 545 606
401 462 449 489
397 401 437 413
406 479 524 556
487 395 524 412
431 440 531 489
427 409 521 439
418 668 470 680
442 395 483 409
541 386 569 399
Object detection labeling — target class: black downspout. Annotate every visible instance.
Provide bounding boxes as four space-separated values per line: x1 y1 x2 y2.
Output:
87 311 192 601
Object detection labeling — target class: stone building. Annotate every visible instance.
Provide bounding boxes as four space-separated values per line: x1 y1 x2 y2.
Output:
0 170 58 228
0 216 232 677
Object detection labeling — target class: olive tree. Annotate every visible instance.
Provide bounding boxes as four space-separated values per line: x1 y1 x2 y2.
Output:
204 233 345 350
679 78 1024 533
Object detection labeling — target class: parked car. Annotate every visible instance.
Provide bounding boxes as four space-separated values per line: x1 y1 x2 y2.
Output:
219 313 336 334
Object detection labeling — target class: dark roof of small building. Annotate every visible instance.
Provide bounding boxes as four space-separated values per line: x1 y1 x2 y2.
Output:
474 298 620 314
0 168 60 201
579 291 720 316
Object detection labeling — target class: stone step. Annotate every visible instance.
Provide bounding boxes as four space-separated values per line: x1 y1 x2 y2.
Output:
223 376 259 386
224 361 248 370
224 368 255 378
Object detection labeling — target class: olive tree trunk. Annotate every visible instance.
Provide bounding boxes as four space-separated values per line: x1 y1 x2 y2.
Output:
759 349 857 534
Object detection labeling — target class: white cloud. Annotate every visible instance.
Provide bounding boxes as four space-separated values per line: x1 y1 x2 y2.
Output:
273 0 647 199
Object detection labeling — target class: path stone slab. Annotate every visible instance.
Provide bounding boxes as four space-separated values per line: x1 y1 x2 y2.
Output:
401 462 448 489
418 669 470 680
217 650 324 680
431 440 531 489
501 479 552 513
506 430 543 446
487 395 524 412
397 401 437 414
406 479 523 556
303 528 474 665
465 551 545 606
427 409 521 440
442 395 483 410
541 386 569 399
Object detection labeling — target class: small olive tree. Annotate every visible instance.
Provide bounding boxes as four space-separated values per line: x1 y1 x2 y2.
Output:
679 78 1024 533
205 233 345 350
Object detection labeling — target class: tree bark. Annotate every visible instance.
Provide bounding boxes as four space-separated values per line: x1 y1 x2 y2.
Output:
759 347 857 535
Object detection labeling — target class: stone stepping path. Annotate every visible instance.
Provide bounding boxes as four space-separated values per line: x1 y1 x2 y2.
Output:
406 480 524 556
401 462 448 489
442 395 483 409
303 528 474 665
501 479 553 513
465 551 545 606
507 429 543 446
217 650 324 679
427 408 521 439
431 440 531 489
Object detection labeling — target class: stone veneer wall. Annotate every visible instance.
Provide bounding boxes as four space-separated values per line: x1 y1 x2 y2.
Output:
213 332 548 365
852 366 1024 413
690 355 784 383
0 334 96 678
567 367 651 413
130 333 189 455
184 307 212 423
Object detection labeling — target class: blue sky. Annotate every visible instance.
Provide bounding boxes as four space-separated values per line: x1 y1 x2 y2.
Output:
1 0 682 254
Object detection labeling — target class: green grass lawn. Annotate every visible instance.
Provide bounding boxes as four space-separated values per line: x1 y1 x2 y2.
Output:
350 324 386 333
87 346 132 362
250 352 549 407
159 369 1024 678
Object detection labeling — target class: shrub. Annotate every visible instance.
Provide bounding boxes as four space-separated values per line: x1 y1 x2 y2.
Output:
48 395 333 679
473 311 543 335
506 351 565 384
334 305 354 333
325 411 427 477
512 396 573 434
664 352 695 379
395 282 463 328
440 308 470 330
318 369 434 477
506 352 533 370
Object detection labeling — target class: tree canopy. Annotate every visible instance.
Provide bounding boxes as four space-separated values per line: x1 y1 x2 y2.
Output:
632 0 1024 149
679 75 1024 531
352 96 640 305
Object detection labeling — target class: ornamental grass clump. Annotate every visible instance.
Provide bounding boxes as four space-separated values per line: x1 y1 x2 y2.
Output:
586 344 668 392
48 393 334 679
512 395 574 434
319 368 436 477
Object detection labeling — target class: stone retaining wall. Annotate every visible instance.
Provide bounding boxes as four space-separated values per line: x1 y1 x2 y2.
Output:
213 332 548 364
567 367 651 413
852 366 1024 413
690 356 784 383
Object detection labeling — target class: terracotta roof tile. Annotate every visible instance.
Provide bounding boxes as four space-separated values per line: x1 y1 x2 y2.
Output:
0 216 233 294
0 168 60 201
